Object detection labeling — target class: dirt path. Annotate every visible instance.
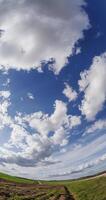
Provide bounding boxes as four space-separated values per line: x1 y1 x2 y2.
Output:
50 186 75 200
61 186 75 200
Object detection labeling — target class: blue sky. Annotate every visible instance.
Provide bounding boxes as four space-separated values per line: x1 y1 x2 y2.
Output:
0 0 106 180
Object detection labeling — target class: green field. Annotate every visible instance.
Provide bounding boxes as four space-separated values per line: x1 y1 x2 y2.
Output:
0 172 106 200
66 176 106 200
45 175 106 200
0 172 36 184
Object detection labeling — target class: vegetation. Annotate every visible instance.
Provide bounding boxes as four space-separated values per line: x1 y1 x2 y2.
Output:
0 172 36 184
66 176 106 200
0 172 105 200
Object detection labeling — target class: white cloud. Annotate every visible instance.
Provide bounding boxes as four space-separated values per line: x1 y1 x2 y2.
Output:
86 119 106 134
79 53 106 120
0 90 12 130
52 126 68 146
68 115 81 128
26 100 68 137
76 47 81 54
0 98 81 167
0 90 11 114
27 92 34 100
9 124 27 147
0 90 11 99
0 100 10 114
44 134 106 179
50 100 67 128
3 78 10 87
26 100 81 139
0 0 89 74
48 153 106 178
1 119 106 179
63 83 78 102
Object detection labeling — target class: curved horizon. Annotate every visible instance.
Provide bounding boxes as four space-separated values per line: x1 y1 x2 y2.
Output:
0 0 106 180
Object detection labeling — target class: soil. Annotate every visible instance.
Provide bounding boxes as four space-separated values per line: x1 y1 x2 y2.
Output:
0 178 75 200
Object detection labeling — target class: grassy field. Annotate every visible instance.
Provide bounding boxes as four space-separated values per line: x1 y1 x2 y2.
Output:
0 172 36 184
66 176 106 200
0 172 106 200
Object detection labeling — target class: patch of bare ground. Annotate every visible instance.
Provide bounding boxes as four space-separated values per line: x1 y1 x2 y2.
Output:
0 179 75 200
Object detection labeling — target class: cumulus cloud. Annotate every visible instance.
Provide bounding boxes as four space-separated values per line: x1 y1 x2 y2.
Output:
0 96 81 167
0 90 10 99
0 90 12 130
0 91 11 114
0 0 89 74
69 115 81 127
52 126 68 146
79 53 106 120
86 119 106 134
63 83 78 102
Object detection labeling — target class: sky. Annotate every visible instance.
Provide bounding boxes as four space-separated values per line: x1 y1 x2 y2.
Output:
0 0 106 180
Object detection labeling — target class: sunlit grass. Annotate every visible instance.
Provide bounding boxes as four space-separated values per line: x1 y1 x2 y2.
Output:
0 172 36 184
67 176 106 200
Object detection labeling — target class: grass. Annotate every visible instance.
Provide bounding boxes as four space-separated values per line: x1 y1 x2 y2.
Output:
66 176 106 200
0 172 37 184
0 172 106 200
47 176 106 200
42 176 106 200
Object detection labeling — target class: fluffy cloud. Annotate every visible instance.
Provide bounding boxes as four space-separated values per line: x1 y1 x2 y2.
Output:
52 126 68 146
79 53 106 120
0 0 89 74
0 90 10 99
69 115 81 127
63 83 78 102
50 100 67 128
0 96 81 167
86 119 106 134
0 90 12 130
